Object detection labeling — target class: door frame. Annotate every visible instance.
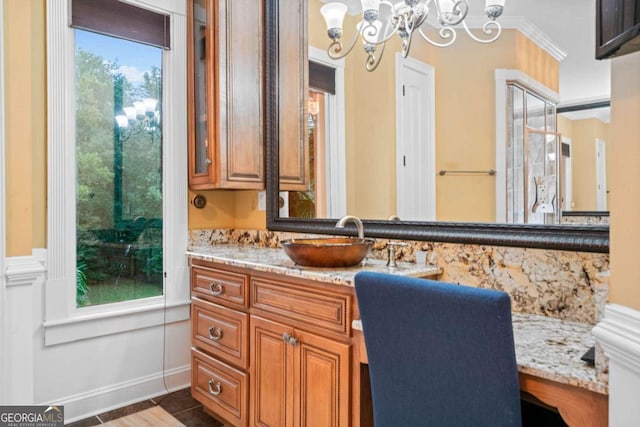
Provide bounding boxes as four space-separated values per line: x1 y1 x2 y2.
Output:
308 46 346 218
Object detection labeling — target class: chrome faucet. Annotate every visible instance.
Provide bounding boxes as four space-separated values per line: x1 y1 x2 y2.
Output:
335 215 364 239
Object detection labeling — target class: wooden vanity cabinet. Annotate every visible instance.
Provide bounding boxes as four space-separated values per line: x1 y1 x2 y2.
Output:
250 275 352 427
190 262 250 426
190 259 353 427
187 0 263 190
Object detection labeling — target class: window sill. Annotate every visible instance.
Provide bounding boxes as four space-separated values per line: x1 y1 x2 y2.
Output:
43 298 191 346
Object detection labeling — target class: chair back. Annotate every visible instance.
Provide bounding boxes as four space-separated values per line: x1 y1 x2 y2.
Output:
355 271 521 427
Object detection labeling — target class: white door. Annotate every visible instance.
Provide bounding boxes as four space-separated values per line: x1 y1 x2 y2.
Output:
395 54 435 221
596 138 607 210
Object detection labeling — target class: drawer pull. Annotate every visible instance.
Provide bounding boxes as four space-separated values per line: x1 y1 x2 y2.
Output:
208 325 223 341
208 379 222 396
209 282 224 296
283 333 298 346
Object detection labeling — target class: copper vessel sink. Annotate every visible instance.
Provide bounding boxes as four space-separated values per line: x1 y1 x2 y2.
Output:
281 237 375 268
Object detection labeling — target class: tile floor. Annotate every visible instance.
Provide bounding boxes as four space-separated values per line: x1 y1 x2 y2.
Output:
65 388 224 427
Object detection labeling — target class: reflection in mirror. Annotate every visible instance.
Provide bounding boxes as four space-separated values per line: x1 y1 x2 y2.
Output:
278 0 610 225
266 0 610 252
557 101 610 225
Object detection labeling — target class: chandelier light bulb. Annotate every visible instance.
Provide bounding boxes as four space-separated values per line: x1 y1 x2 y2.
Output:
123 107 137 121
361 0 381 22
143 97 159 114
321 3 348 40
115 115 129 128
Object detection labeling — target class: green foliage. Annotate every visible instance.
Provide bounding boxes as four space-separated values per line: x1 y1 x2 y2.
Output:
74 39 164 307
76 263 89 306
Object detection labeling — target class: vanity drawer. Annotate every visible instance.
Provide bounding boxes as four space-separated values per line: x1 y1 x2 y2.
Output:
192 297 249 369
191 265 249 308
251 276 350 336
191 348 248 427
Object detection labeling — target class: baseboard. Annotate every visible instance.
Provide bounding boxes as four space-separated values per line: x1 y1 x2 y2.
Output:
51 364 191 423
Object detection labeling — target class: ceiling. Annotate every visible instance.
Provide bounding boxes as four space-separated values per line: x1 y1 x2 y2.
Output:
503 0 610 107
324 0 611 107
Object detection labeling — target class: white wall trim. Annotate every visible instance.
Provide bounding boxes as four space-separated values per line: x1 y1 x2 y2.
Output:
593 303 640 427
494 69 560 222
5 254 46 288
44 300 190 346
52 364 190 423
593 304 640 374
3 252 46 404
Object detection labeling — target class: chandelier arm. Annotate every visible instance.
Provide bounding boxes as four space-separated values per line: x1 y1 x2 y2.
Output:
417 27 457 48
366 41 386 72
327 24 363 60
461 20 502 44
434 0 469 26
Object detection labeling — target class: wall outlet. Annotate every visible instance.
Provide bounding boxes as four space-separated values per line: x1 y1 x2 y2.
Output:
258 191 266 211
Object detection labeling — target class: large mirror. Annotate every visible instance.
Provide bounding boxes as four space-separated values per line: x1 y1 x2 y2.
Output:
265 0 610 252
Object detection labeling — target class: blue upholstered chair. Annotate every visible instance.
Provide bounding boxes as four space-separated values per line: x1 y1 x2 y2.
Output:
355 271 522 427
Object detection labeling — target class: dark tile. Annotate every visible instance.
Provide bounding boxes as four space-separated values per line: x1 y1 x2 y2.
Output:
96 399 155 422
65 416 101 427
173 406 225 427
156 388 201 416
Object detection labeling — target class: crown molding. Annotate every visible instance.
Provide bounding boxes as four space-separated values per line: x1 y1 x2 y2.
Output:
464 15 567 62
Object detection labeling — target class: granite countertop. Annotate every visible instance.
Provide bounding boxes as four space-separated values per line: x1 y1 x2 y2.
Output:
187 244 606 395
353 313 607 395
187 244 442 286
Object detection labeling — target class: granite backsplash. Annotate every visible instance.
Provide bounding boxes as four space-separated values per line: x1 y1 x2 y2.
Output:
189 229 609 325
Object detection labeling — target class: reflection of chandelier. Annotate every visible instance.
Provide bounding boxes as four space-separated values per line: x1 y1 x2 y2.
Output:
115 98 161 138
320 0 505 71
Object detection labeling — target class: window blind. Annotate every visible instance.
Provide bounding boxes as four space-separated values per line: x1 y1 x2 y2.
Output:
71 0 171 49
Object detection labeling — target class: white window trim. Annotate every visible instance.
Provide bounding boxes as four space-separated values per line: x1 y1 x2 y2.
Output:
494 69 560 223
308 46 346 218
45 0 189 346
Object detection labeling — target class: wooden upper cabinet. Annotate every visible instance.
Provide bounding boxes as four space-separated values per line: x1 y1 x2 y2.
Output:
278 0 310 191
596 0 640 59
188 0 264 190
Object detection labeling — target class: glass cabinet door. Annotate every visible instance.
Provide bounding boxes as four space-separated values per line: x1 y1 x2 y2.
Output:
506 83 559 224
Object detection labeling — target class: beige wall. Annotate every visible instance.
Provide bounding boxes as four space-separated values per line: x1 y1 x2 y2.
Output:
610 50 640 310
4 0 47 256
558 116 610 211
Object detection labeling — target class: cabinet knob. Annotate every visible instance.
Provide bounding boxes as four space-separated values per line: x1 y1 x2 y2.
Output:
209 282 224 296
208 379 222 396
208 325 223 341
282 332 298 346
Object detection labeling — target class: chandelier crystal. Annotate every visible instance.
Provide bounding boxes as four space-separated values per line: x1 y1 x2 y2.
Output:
320 0 506 71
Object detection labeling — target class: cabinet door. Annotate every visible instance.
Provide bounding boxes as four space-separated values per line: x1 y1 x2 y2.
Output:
250 316 294 427
187 0 216 187
278 0 310 191
218 0 264 187
294 329 351 427
187 0 264 190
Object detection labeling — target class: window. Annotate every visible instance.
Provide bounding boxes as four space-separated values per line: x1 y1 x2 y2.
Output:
75 30 164 306
45 0 188 345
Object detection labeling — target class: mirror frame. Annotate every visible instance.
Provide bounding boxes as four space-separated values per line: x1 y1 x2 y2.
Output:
264 0 609 253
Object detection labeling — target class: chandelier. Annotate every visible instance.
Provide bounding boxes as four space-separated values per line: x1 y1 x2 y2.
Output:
320 0 506 71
